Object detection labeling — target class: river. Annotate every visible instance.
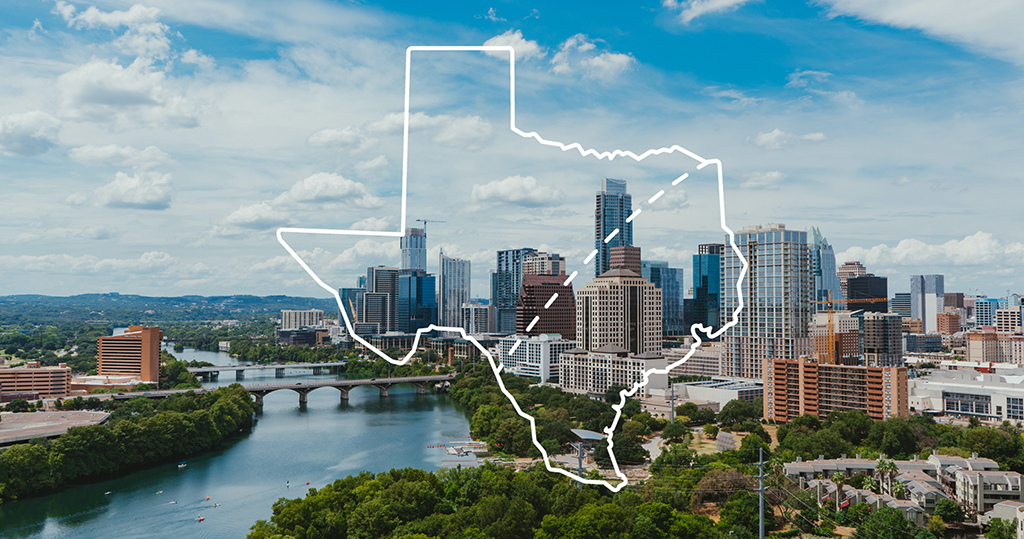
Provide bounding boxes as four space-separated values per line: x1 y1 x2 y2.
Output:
0 348 474 538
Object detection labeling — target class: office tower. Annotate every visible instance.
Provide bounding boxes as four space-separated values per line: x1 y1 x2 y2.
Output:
722 224 812 378
595 178 633 277
809 227 843 311
338 288 365 327
642 260 686 336
281 309 324 331
361 292 389 334
494 248 537 333
576 269 662 354
810 311 861 365
439 253 471 328
397 270 436 333
693 244 723 334
910 275 945 333
97 326 163 383
847 275 888 313
365 266 400 331
609 245 641 275
356 275 366 289
461 301 491 334
945 292 965 309
937 312 961 335
400 227 426 272
891 293 912 317
559 347 668 398
516 274 576 339
497 333 577 383
856 311 904 367
975 298 1006 327
522 251 565 275
995 308 1022 334
836 261 868 301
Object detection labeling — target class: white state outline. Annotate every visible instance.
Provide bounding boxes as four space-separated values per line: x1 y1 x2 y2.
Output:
275 45 749 492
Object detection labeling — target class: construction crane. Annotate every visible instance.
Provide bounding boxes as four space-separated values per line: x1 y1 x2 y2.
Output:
415 219 446 234
811 290 890 363
348 298 358 323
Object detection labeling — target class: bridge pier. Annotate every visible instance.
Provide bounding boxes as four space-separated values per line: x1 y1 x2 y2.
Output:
414 382 426 395
236 370 245 381
253 393 264 407
210 371 219 380
276 368 285 378
312 367 322 375
297 388 310 405
374 384 391 398
338 388 349 401
200 373 210 382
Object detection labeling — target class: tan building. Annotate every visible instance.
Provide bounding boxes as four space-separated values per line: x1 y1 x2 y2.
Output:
576 268 661 354
98 326 163 383
666 342 724 378
995 309 1022 335
938 312 961 335
968 331 1004 363
281 309 324 331
0 362 72 398
764 355 908 423
608 245 641 275
902 317 924 334
836 261 868 302
522 251 565 276
558 345 668 398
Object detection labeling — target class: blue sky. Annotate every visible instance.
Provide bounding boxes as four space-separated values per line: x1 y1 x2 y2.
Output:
1 0 1022 299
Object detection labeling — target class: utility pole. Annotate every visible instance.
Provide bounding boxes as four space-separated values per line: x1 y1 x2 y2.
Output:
758 446 765 539
576 442 584 490
669 383 675 423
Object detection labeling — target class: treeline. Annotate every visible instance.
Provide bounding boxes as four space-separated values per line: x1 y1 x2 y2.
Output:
0 321 109 374
228 340 357 364
163 319 276 352
0 385 255 503
248 463 760 539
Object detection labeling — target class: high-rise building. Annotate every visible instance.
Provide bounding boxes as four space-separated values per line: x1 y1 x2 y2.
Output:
365 266 400 331
400 227 426 272
764 357 908 422
975 298 1006 327
945 292 965 309
693 244 723 335
576 269 662 354
810 311 861 365
995 309 1022 334
642 260 686 336
595 178 633 277
516 274 576 339
281 309 324 331
937 312 961 335
522 251 566 275
721 224 812 378
439 253 471 329
339 288 365 328
397 270 436 333
891 293 912 317
98 326 163 383
356 275 366 289
857 311 904 367
461 301 492 334
910 275 945 333
837 261 869 302
609 245 641 275
361 293 389 334
494 248 537 333
847 275 888 313
809 227 843 311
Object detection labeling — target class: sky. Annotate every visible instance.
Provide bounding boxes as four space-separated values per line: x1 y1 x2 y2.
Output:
1 0 1023 300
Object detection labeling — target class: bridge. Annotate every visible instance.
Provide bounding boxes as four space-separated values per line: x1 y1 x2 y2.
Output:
245 373 456 406
187 361 348 381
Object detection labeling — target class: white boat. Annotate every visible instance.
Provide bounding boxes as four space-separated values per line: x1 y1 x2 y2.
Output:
178 462 187 469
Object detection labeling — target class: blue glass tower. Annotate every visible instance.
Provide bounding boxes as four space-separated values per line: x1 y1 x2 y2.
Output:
397 269 436 333
595 178 633 277
693 243 723 335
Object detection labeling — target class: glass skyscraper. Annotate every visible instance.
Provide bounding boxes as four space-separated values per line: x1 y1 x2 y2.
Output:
808 227 842 311
693 243 723 335
722 224 812 378
400 228 426 272
494 247 537 334
641 260 685 336
910 274 944 333
439 253 471 329
595 178 633 277
397 270 436 333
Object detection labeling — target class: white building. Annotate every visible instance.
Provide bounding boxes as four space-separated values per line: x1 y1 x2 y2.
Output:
439 254 471 329
558 345 668 398
281 309 324 331
461 301 492 335
665 342 724 377
909 368 1024 422
496 333 576 383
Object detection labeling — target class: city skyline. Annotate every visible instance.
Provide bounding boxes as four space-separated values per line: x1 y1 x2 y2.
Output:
1 2 1023 298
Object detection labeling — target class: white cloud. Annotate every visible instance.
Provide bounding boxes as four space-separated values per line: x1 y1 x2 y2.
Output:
480 8 506 23
273 173 383 209
327 239 400 270
786 69 831 88
68 171 173 209
56 2 171 58
180 49 216 69
702 87 763 107
836 232 1024 267
354 155 389 179
307 126 378 153
0 111 61 156
67 144 173 169
217 201 294 234
0 251 177 274
483 29 545 61
433 115 494 150
350 216 392 231
653 189 690 212
817 0 1024 65
471 175 566 207
551 34 635 80
740 171 786 189
14 226 120 243
749 128 827 150
663 0 754 24
58 58 200 129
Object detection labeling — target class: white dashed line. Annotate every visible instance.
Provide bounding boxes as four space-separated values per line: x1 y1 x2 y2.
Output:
603 229 620 243
544 293 558 309
583 249 598 264
648 190 665 204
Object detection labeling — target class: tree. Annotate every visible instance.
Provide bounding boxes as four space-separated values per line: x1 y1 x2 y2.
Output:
702 424 719 440
892 481 909 500
719 491 774 533
717 399 762 427
926 515 946 539
831 472 847 512
933 498 964 524
853 506 919 539
5 399 30 413
985 518 1016 539
662 420 688 443
876 458 899 495
861 476 879 493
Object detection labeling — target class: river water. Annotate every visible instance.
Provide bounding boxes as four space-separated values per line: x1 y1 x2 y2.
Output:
0 348 473 538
